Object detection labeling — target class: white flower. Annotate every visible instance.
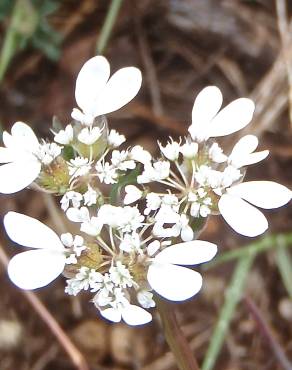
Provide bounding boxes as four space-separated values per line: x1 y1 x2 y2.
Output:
80 216 103 237
60 191 83 211
35 142 61 165
188 86 255 142
4 212 66 289
111 150 135 171
208 143 227 163
68 157 91 180
124 185 142 205
180 141 198 159
159 139 181 161
119 232 141 253
100 302 152 326
137 290 155 308
154 210 194 242
65 267 103 296
83 185 98 206
147 240 217 301
109 261 134 288
218 181 292 237
77 127 103 145
144 193 161 215
95 162 118 184
0 122 42 194
119 206 144 233
66 206 90 223
228 135 269 168
130 145 152 165
61 233 86 263
108 129 125 147
54 125 73 145
137 161 170 184
72 56 142 126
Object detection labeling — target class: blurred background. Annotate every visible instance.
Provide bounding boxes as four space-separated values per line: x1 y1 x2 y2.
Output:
0 1 292 369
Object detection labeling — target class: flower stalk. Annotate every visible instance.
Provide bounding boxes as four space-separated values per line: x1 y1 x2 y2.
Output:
156 296 200 370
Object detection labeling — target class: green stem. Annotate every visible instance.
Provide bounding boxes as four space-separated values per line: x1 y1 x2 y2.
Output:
156 297 200 370
0 0 37 82
204 232 292 269
201 253 255 370
96 0 123 55
275 235 292 298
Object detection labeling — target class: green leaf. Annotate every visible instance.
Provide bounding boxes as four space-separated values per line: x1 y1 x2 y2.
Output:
109 166 140 205
62 145 75 161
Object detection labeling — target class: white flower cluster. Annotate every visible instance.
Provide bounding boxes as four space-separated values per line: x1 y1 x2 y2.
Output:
127 86 292 237
1 57 291 326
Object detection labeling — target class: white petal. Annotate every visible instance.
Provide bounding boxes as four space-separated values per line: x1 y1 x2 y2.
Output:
181 226 194 242
124 185 142 205
189 86 223 141
209 98 255 137
4 212 63 250
10 122 39 149
0 147 16 163
100 308 122 323
147 263 202 301
0 160 41 194
93 67 142 116
191 86 223 125
230 135 259 157
8 249 65 289
218 193 268 237
228 181 292 209
75 56 110 115
240 150 269 167
122 305 152 325
155 240 217 265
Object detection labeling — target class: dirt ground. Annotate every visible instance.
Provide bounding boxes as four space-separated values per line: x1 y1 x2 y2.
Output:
0 1 292 369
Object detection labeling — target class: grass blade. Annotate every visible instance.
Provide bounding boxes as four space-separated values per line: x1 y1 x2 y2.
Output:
201 253 255 370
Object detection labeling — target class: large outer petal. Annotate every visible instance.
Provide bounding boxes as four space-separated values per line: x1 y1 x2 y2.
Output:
122 305 152 325
209 98 255 137
0 147 16 163
3 122 39 152
191 86 223 125
155 240 217 265
93 67 142 116
0 159 41 194
147 263 202 301
228 181 292 209
4 212 64 250
218 193 268 237
8 249 65 289
100 308 122 323
189 86 223 140
230 135 258 157
75 56 110 115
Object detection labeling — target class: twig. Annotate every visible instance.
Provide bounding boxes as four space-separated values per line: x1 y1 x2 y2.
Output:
42 193 66 234
134 7 164 115
201 253 255 370
275 0 292 128
244 296 292 370
96 0 123 54
130 102 185 134
156 297 200 370
0 245 89 370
